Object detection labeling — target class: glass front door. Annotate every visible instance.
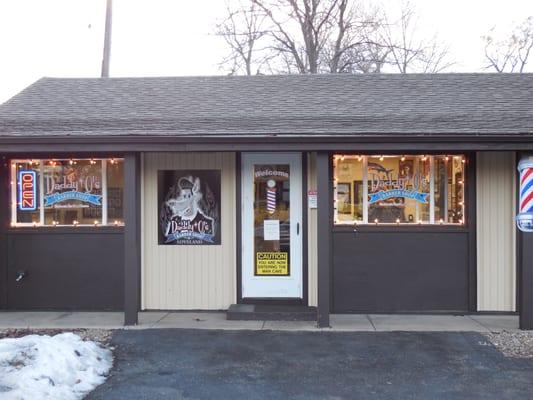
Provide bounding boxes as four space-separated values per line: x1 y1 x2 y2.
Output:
241 153 302 299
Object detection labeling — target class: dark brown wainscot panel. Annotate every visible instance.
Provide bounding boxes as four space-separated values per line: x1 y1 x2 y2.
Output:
332 227 470 313
6 229 124 310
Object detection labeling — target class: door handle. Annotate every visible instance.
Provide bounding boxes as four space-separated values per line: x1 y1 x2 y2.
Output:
297 222 300 235
15 270 27 283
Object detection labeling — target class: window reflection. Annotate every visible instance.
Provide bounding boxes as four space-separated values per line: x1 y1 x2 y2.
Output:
11 158 124 227
333 155 466 225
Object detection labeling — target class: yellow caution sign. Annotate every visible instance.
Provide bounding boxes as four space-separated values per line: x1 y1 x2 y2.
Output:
255 252 289 276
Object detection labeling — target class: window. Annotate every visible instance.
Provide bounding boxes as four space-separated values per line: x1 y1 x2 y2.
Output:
11 158 124 227
333 155 466 225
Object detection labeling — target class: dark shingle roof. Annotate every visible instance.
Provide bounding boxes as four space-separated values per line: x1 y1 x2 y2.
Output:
1 73 532 138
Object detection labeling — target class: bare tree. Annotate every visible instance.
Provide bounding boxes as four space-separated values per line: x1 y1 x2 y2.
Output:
215 1 271 75
483 16 533 73
216 0 382 74
323 1 387 73
419 40 453 73
215 0 452 75
379 2 453 73
251 0 344 74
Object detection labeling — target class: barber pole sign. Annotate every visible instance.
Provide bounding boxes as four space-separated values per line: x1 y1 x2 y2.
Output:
516 157 533 232
521 167 533 213
266 179 277 215
18 170 37 211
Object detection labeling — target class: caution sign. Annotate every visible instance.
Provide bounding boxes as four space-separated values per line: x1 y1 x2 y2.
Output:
255 252 289 276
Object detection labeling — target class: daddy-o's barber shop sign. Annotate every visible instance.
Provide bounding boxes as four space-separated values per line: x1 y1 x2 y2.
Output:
158 170 221 245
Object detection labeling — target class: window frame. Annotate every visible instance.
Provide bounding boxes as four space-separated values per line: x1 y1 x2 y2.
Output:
332 154 467 227
10 158 124 228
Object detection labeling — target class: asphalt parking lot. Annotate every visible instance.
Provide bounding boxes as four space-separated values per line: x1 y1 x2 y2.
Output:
87 329 533 400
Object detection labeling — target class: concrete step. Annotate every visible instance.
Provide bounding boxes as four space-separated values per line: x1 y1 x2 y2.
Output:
227 304 317 321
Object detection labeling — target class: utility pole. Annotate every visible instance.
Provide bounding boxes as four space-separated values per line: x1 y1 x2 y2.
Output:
101 0 113 77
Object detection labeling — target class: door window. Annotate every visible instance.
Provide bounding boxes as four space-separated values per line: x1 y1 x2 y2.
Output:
254 165 291 276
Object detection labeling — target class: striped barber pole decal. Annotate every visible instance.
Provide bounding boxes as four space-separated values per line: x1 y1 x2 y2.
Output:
267 188 277 214
517 157 533 232
520 167 533 214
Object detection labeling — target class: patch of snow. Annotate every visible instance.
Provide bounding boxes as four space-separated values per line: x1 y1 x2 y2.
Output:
0 332 112 400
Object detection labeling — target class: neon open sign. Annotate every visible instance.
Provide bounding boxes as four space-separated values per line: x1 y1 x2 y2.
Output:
18 170 37 211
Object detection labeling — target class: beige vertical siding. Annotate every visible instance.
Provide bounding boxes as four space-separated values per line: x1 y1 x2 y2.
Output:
476 152 516 311
142 152 236 310
307 152 318 307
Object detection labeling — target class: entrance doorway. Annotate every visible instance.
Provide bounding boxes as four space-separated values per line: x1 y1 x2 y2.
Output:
241 153 303 300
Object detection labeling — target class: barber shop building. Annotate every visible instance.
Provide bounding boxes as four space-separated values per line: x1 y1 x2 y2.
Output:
1 73 532 329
